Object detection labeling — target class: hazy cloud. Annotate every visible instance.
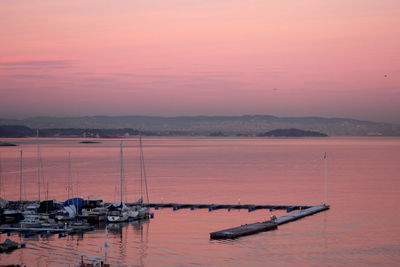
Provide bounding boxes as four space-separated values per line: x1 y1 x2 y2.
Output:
308 81 338 85
84 77 116 82
256 71 288 78
0 60 77 70
106 72 181 80
191 71 242 77
6 74 55 79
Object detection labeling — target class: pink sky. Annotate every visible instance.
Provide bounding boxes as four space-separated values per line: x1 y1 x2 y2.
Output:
0 0 399 123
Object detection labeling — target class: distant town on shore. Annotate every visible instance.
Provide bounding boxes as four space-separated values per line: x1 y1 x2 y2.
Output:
0 125 328 138
0 115 399 137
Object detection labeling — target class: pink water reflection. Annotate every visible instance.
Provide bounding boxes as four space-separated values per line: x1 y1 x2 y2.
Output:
0 137 399 266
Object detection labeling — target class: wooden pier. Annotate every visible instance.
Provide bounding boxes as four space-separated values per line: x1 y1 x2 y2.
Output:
210 204 329 239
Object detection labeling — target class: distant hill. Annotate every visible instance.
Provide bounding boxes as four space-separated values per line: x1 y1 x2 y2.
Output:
0 115 399 136
0 125 141 138
0 125 34 137
258 128 328 137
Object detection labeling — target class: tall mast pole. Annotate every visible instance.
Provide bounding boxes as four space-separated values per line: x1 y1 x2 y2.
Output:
0 153 3 198
67 152 72 199
120 141 124 203
140 136 143 201
324 152 328 204
36 129 41 201
140 136 150 204
19 150 23 202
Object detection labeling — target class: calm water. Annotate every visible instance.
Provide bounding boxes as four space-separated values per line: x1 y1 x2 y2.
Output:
0 137 399 266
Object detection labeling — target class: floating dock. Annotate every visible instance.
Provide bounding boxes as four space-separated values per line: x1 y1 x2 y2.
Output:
210 204 329 239
274 204 329 225
210 221 277 239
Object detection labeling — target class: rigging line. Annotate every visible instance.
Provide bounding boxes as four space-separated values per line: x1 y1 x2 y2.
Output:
19 150 22 202
120 141 124 203
0 153 4 198
36 129 41 201
75 170 80 198
324 152 328 204
36 138 47 200
139 136 144 200
46 181 49 202
140 136 150 203
67 152 72 199
19 150 27 203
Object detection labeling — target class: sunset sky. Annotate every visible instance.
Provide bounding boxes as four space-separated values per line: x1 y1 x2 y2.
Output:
1 0 399 123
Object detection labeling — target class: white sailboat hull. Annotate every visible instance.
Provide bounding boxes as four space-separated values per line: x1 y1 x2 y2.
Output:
107 214 129 222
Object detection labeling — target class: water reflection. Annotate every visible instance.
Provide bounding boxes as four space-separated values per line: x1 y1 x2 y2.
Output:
322 211 328 249
105 219 150 266
0 219 151 266
1 137 400 266
131 219 150 267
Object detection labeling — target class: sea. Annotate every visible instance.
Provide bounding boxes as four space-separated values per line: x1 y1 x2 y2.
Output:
0 137 399 266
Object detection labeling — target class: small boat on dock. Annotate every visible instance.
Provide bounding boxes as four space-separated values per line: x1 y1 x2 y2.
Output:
19 215 43 228
1 209 24 224
107 203 129 223
127 199 150 220
84 207 108 223
81 199 108 223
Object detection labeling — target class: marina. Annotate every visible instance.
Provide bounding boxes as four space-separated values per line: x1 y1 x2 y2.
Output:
0 198 329 243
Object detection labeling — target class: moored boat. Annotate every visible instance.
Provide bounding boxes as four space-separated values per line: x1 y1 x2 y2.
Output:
2 209 24 223
106 202 129 222
19 215 42 228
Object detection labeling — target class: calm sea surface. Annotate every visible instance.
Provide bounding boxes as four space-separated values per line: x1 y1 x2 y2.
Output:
0 137 399 266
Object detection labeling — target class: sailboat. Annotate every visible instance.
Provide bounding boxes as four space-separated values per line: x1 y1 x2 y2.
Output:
2 151 24 223
107 142 130 222
137 136 150 219
22 129 44 216
128 136 150 220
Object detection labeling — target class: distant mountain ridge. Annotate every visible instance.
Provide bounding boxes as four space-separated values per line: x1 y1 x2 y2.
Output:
0 115 399 136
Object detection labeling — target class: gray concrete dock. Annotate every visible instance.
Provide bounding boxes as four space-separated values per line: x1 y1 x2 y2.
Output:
210 204 329 239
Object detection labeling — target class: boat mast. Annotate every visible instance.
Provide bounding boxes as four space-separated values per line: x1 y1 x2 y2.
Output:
324 152 328 204
19 150 23 203
0 153 4 198
139 136 150 203
67 152 72 199
46 182 49 201
36 129 41 202
120 141 124 203
140 137 143 201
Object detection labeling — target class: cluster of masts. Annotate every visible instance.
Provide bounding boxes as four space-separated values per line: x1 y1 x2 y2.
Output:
0 135 151 227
